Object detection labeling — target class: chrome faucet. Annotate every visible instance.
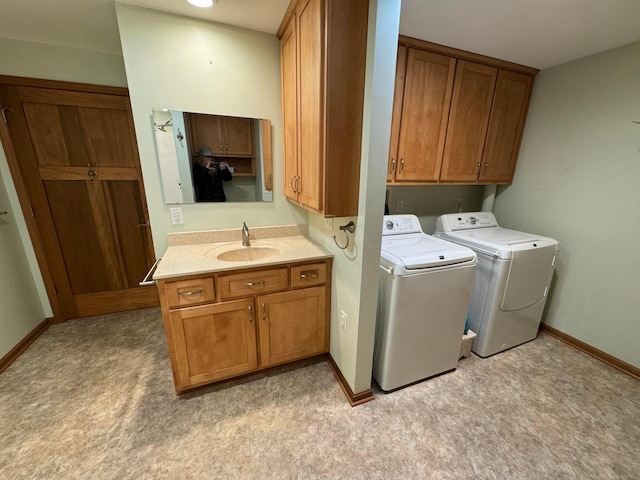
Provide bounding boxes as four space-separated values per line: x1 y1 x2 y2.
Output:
242 222 250 246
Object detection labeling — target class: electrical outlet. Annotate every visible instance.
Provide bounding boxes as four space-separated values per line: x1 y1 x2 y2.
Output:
396 200 404 213
170 207 184 225
340 310 348 332
324 218 333 230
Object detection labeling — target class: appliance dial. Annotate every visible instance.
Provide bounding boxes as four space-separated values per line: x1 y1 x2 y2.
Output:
386 220 394 230
469 216 477 225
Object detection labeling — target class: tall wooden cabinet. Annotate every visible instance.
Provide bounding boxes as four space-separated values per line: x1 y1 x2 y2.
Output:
278 0 369 217
388 37 537 185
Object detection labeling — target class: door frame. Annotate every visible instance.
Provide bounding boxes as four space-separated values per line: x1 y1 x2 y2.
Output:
0 75 154 323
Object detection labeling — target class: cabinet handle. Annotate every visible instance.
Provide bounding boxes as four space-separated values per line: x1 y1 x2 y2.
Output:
290 176 297 193
248 304 254 323
178 288 204 297
390 158 396 174
300 270 319 280
262 303 267 321
219 143 223 150
399 158 404 174
245 280 265 287
225 144 229 150
476 162 481 175
484 163 488 172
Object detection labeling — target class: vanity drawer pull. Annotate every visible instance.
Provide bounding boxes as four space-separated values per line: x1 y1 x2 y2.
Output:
218 267 288 300
300 270 319 280
291 262 327 288
178 288 204 297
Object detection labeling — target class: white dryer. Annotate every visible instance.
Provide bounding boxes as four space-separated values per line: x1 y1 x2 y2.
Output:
374 215 477 391
434 212 559 357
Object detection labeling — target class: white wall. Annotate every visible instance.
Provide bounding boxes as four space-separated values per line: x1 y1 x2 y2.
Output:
493 41 640 368
115 5 305 255
307 0 401 394
0 36 129 328
0 168 45 358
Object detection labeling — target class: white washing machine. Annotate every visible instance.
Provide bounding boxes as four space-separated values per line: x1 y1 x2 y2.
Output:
374 215 477 391
434 212 559 357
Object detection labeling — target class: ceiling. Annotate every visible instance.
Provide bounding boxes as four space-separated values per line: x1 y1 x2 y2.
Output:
1 0 640 70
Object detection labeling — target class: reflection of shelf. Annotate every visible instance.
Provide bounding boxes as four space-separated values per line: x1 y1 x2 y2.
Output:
224 157 255 177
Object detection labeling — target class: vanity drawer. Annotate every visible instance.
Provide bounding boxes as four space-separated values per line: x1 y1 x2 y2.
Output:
291 262 327 288
218 267 288 300
165 277 216 309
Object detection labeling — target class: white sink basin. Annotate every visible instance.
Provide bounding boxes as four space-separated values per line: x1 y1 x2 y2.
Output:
216 246 280 262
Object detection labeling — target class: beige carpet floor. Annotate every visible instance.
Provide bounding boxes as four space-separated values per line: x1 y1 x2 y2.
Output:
1 307 639 479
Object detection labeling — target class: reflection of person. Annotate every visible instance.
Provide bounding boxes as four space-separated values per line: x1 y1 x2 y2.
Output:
192 146 232 202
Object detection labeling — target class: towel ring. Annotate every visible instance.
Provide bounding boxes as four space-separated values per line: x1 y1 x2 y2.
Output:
333 221 355 250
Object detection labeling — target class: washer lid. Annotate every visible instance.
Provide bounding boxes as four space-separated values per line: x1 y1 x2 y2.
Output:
437 228 558 259
381 233 476 269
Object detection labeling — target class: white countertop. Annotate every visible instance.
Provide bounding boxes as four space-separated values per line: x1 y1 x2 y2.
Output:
153 226 332 280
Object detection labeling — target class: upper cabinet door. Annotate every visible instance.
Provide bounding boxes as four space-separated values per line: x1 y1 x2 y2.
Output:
187 113 225 155
280 17 299 202
388 46 408 182
480 70 533 183
296 0 323 211
222 117 254 157
396 49 456 182
439 61 497 182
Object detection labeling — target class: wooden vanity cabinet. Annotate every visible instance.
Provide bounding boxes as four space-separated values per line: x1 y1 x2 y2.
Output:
388 37 537 185
278 0 369 217
157 259 332 393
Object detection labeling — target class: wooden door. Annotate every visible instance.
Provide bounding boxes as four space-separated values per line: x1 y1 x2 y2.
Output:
258 286 326 368
0 83 157 321
439 61 497 182
296 0 323 211
396 49 456 182
221 116 254 156
480 70 533 183
280 16 299 203
169 299 257 390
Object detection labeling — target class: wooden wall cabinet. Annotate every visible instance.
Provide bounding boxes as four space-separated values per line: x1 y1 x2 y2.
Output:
186 113 254 157
388 37 537 185
157 259 332 393
278 0 369 217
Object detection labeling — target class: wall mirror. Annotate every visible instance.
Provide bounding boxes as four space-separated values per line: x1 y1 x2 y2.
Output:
152 109 273 204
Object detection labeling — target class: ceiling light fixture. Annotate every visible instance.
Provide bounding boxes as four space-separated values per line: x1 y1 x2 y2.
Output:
188 0 214 7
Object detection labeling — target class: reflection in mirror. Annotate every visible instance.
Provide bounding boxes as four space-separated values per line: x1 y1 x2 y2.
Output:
152 110 273 204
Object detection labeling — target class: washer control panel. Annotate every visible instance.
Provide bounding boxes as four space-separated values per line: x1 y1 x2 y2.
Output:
382 215 423 235
436 212 498 232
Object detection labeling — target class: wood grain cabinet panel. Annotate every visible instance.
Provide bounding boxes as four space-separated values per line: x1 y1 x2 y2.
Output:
278 0 369 217
168 299 257 389
258 287 327 368
479 70 533 183
393 49 456 182
439 61 497 182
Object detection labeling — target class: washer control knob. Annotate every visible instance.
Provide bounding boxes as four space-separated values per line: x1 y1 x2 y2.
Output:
469 216 477 225
386 220 394 230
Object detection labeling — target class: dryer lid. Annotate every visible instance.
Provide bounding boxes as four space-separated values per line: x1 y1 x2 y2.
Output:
381 233 476 269
436 228 557 259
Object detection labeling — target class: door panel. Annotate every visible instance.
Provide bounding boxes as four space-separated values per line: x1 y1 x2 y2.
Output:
0 82 157 320
280 17 299 202
396 49 455 182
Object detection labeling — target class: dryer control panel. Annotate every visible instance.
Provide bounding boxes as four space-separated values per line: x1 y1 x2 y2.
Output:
436 212 499 232
382 215 423 235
